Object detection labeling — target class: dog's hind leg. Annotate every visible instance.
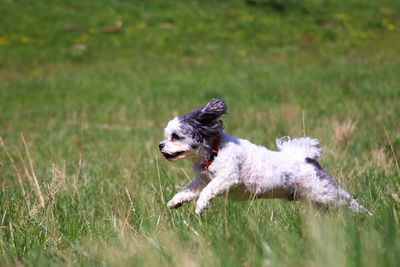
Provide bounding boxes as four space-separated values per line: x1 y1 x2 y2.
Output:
305 158 372 215
307 186 372 216
335 188 373 215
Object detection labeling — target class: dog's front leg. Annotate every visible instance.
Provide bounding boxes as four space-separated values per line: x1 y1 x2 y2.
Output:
195 176 237 215
167 175 208 209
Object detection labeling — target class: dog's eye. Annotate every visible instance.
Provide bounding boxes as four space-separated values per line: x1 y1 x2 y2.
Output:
171 133 182 141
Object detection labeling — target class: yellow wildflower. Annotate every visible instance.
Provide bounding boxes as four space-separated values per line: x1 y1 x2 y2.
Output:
335 13 348 20
387 24 395 30
0 36 10 45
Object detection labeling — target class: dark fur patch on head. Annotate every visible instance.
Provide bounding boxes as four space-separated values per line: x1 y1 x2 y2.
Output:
181 99 228 142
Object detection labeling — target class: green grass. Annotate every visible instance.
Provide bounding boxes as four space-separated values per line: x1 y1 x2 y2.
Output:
1 0 400 266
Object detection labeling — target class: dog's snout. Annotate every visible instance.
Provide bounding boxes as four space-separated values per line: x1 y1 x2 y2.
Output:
159 142 165 150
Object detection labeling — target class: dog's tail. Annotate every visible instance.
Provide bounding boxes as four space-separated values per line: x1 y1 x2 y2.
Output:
276 136 322 159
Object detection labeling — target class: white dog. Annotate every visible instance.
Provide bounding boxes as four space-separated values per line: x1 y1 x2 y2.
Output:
159 99 371 215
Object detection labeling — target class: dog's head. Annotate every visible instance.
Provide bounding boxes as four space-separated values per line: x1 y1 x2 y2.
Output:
159 98 228 161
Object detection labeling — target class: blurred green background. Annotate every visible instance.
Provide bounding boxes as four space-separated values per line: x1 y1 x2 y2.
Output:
0 0 400 266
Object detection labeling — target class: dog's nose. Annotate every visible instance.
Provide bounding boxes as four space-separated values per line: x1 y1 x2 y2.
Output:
159 142 165 151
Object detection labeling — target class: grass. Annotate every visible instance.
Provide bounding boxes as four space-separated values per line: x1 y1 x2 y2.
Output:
1 0 400 266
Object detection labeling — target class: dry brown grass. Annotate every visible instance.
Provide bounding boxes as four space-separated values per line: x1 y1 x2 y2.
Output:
0 136 29 208
73 108 85 200
334 119 357 149
20 132 45 208
0 133 78 216
370 147 394 176
384 127 400 177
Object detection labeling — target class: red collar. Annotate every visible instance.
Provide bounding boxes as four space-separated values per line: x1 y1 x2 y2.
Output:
201 135 220 169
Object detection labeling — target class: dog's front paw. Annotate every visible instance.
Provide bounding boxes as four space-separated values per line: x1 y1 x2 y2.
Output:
195 200 208 215
167 199 183 209
195 207 204 215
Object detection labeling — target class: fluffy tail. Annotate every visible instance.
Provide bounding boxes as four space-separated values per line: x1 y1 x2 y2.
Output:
276 136 322 159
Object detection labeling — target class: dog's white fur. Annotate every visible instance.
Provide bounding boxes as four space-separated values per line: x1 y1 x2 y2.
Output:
159 99 371 215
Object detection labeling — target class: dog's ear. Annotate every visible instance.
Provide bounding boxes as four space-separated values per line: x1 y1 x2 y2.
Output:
190 99 228 140
198 98 228 123
181 99 228 141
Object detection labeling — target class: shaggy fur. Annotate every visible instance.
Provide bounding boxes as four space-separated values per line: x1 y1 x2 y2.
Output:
159 99 371 215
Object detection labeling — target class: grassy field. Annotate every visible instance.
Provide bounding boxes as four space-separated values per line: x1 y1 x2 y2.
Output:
1 0 400 266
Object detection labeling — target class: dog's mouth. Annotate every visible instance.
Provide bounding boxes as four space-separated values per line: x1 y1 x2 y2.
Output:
162 151 186 161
